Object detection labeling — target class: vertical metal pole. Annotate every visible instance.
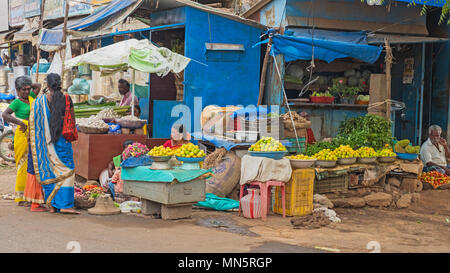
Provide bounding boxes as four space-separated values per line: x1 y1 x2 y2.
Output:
132 69 135 117
418 42 425 145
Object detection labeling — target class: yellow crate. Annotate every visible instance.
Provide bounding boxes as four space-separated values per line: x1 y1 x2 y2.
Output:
274 168 315 217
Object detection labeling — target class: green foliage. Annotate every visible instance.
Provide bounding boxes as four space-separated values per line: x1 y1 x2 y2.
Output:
337 114 394 150
360 0 449 25
328 81 362 98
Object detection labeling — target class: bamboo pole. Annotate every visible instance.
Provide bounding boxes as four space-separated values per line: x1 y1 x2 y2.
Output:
384 38 392 121
257 36 273 106
35 0 46 84
61 0 70 87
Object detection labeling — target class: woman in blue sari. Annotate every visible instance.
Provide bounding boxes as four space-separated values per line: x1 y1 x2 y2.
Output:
29 73 79 214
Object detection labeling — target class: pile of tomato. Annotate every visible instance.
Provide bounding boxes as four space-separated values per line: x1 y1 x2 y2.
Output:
418 171 450 189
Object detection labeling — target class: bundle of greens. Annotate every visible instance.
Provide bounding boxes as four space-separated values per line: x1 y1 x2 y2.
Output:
337 114 393 150
305 114 393 155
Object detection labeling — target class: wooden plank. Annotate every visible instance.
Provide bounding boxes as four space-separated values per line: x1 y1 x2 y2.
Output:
368 74 387 117
168 179 206 204
123 178 206 205
123 181 170 204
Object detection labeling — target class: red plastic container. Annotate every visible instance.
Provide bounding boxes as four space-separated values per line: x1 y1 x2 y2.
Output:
310 96 335 104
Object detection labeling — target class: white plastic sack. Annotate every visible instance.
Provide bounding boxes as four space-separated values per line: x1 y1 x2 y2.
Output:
119 201 141 213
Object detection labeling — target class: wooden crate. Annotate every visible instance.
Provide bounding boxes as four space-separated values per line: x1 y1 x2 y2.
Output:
123 178 206 205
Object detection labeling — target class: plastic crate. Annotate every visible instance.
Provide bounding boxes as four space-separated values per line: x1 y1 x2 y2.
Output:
273 168 315 217
286 137 306 154
314 175 349 194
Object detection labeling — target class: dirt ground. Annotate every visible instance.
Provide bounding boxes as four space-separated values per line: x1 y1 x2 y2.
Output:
1 165 449 253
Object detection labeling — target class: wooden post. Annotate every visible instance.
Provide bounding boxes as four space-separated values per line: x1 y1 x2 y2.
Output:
257 36 273 106
384 38 392 121
61 0 70 85
35 0 46 84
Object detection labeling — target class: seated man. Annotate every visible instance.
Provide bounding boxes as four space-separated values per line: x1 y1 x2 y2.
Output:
420 125 450 175
106 139 134 199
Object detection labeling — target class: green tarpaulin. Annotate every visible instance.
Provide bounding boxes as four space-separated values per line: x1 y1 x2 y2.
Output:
121 166 211 183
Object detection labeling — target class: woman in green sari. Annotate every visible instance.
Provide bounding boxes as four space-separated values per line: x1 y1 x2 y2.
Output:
2 76 41 205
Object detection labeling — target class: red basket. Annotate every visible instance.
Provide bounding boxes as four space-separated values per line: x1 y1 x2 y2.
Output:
310 96 335 104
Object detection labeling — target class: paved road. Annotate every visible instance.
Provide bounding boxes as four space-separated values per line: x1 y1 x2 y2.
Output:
0 199 325 253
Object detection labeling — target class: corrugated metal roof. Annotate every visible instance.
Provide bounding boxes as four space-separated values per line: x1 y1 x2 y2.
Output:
367 33 450 44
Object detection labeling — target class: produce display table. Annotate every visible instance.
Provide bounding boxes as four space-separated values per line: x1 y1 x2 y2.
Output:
72 132 167 180
312 159 423 192
121 167 211 220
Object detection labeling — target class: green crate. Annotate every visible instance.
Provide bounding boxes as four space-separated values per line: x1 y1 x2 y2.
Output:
287 137 306 154
314 175 349 194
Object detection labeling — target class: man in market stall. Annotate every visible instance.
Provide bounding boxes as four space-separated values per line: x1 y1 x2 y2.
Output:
420 125 450 175
118 79 139 107
299 111 316 144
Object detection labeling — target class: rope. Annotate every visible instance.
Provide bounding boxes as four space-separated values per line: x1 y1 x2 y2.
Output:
272 54 301 149
367 99 405 111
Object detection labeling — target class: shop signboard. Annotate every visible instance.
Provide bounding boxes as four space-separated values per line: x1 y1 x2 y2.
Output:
9 0 25 27
24 0 41 18
44 0 93 20
0 0 9 31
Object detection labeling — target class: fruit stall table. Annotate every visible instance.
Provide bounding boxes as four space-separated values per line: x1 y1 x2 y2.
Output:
121 166 211 220
72 132 168 180
313 159 423 194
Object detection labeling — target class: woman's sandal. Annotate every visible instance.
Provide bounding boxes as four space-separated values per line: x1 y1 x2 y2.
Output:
31 206 48 212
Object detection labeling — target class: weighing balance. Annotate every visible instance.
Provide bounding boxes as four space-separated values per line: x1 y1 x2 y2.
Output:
149 156 172 170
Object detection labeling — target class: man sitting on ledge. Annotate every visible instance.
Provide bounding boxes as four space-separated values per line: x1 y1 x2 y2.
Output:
420 125 450 175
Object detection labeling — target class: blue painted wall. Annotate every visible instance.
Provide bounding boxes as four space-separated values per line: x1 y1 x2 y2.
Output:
151 7 263 138
434 38 450 139
391 44 423 145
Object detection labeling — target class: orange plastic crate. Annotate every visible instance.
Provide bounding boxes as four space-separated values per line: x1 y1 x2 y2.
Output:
274 168 315 217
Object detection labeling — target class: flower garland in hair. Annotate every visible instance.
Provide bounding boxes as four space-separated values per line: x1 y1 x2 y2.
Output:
122 142 149 160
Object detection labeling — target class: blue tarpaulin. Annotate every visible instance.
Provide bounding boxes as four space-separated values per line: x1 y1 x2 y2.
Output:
256 28 383 64
40 0 141 46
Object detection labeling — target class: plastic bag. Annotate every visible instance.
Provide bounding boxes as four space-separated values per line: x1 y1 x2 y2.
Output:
195 193 240 211
121 155 153 168
119 201 141 213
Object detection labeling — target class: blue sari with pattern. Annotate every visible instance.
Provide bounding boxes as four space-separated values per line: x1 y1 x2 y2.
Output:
29 95 75 210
